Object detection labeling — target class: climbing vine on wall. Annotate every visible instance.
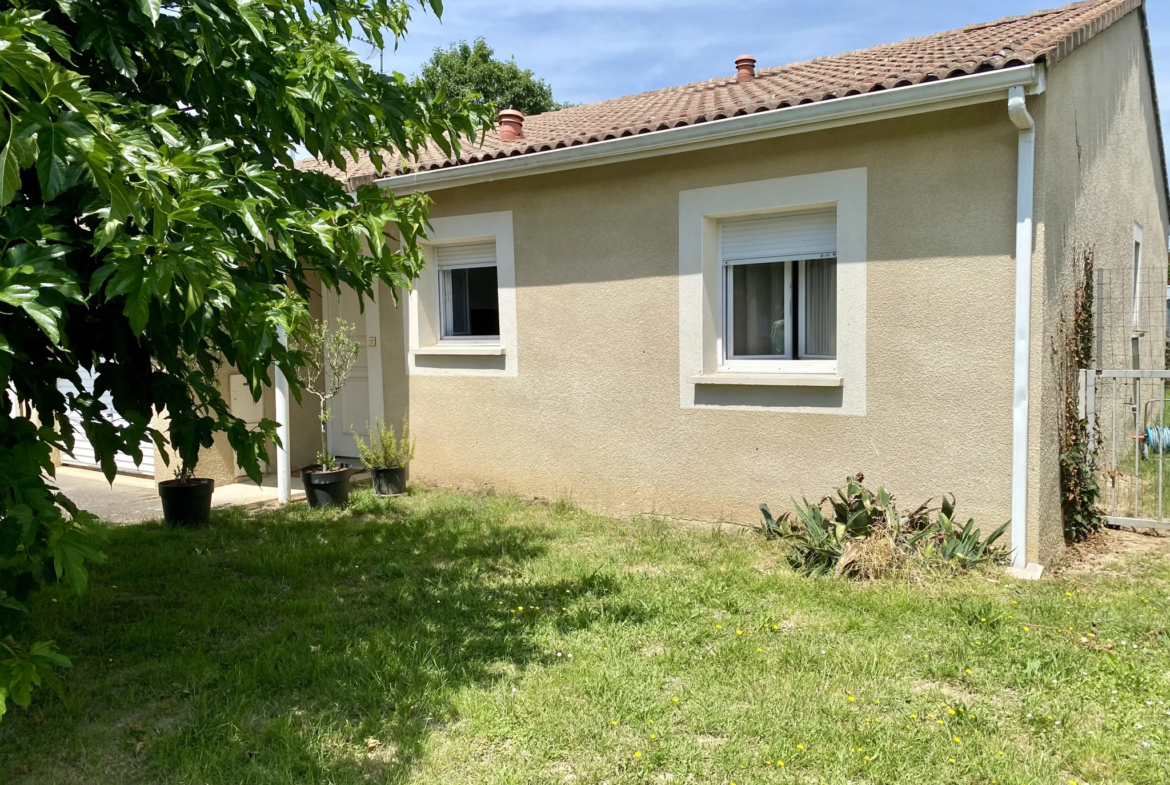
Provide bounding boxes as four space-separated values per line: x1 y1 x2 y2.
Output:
1056 245 1105 542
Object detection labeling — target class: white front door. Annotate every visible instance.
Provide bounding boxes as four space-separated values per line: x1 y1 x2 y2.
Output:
324 286 370 460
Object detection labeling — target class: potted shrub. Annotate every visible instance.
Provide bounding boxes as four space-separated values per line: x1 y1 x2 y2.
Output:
295 317 361 509
352 416 415 496
158 459 215 528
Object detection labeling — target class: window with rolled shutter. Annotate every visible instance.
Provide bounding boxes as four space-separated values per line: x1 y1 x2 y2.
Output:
437 241 500 338
720 209 837 361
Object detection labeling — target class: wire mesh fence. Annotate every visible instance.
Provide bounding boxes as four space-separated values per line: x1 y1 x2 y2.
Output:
1089 371 1170 526
1093 266 1168 372
1087 262 1170 527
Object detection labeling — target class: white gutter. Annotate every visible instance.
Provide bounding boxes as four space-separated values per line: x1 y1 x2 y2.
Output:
378 65 1046 194
1007 85 1037 575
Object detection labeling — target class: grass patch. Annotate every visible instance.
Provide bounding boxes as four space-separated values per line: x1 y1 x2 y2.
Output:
1 487 1168 784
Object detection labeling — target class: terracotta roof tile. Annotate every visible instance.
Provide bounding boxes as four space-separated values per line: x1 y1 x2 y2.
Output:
298 0 1143 187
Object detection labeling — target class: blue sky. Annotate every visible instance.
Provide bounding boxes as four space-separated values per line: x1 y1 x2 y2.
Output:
367 0 1168 110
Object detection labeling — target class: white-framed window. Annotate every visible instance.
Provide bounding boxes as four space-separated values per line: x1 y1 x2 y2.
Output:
437 242 500 340
720 209 837 373
678 168 867 414
406 211 518 377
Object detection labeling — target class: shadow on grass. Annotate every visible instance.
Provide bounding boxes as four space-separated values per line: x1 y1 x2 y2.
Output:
1 488 624 784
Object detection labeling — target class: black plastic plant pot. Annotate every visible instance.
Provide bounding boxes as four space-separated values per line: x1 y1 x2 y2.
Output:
371 466 407 496
158 478 215 528
301 465 355 509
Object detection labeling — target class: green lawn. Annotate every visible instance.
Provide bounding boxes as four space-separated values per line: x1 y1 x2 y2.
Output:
1 488 1167 784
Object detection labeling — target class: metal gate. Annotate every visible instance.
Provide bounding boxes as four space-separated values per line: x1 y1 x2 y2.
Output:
1085 369 1170 530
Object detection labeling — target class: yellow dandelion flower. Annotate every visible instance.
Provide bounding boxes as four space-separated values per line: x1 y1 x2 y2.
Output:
757 647 763 652
777 760 785 766
611 721 618 726
672 697 679 703
953 736 962 744
796 744 805 750
1023 626 1030 632
650 734 657 740
715 624 722 629
998 750 1005 756
937 720 944 725
737 630 743 635
948 757 956 763
910 714 918 719
634 751 641 758
847 696 856 702
965 669 973 675
948 709 956 715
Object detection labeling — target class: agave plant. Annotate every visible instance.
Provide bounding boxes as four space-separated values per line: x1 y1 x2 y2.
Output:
761 477 1009 579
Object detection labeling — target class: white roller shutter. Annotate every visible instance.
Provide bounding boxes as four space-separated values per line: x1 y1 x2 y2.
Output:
436 241 496 268
720 208 836 264
56 369 155 476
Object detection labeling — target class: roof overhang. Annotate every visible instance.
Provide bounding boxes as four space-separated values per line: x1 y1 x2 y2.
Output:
376 64 1047 195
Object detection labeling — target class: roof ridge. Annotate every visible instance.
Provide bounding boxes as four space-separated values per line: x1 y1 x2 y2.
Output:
527 0 1117 123
296 0 1144 183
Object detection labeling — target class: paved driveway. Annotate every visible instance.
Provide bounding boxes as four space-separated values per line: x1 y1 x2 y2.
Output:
51 466 308 524
52 467 163 524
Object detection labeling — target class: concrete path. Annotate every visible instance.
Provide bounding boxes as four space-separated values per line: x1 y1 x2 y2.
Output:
53 467 163 523
52 466 307 524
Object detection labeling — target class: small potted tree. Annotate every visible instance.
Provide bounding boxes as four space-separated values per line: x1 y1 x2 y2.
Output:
157 456 215 528
296 317 361 508
352 415 415 496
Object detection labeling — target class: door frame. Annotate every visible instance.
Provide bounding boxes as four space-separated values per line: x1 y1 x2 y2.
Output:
322 283 385 457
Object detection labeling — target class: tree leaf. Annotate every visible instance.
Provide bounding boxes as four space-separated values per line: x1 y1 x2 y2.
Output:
33 114 89 200
239 200 266 243
0 139 22 207
236 0 266 42
137 0 162 25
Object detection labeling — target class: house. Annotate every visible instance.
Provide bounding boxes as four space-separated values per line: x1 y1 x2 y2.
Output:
58 0 1168 570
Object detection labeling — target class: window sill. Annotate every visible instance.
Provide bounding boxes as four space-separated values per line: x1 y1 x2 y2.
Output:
414 344 506 357
691 372 844 388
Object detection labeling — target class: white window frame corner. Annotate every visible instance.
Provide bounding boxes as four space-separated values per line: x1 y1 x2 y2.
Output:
406 211 518 377
678 169 867 414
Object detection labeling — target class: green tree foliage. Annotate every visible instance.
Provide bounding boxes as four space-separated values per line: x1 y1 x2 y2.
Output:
417 38 569 117
0 0 490 720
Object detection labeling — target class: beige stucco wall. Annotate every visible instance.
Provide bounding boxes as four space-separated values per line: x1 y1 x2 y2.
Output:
1029 11 1169 563
380 102 1023 530
152 363 239 487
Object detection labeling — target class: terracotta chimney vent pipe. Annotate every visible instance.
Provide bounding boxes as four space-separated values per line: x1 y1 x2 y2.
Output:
498 108 525 142
735 55 757 83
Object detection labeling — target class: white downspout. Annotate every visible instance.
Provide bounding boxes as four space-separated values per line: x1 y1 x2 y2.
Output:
1007 85 1036 573
275 323 291 505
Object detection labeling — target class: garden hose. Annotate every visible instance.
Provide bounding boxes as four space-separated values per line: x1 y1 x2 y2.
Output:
1143 426 1170 455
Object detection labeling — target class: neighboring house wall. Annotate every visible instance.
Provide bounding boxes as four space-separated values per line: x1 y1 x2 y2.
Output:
1031 12 1169 562
383 102 1023 527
